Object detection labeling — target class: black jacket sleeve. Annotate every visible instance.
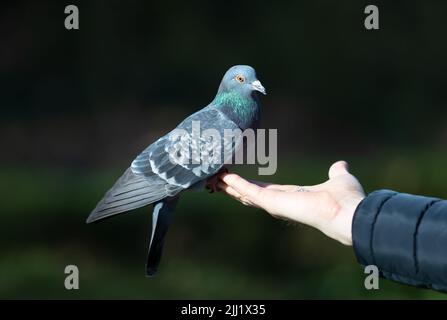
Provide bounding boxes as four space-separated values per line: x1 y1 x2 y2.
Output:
352 189 447 292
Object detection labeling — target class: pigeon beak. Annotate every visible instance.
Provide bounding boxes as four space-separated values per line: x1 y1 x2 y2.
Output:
251 80 267 95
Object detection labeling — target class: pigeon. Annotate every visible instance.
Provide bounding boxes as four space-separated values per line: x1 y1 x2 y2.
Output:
86 65 266 276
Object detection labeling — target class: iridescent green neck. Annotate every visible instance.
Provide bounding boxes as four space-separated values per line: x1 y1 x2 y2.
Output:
213 91 259 129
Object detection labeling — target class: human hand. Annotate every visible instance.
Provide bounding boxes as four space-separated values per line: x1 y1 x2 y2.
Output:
217 161 365 245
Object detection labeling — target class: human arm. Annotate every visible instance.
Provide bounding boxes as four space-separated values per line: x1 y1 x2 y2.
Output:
218 161 447 292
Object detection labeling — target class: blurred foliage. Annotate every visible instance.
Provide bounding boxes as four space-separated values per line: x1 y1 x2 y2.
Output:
1 0 447 299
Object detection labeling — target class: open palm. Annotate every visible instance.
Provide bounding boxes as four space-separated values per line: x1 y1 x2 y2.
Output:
218 161 365 245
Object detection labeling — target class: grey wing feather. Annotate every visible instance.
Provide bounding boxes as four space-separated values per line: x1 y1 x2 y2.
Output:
86 168 181 223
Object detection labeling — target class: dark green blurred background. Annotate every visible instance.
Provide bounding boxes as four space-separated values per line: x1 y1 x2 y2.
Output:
1 0 447 299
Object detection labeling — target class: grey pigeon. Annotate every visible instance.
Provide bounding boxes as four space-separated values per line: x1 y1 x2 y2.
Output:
86 65 266 276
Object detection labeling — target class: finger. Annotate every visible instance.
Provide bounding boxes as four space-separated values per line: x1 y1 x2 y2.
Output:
217 169 230 179
248 180 280 188
249 180 296 191
217 181 241 198
264 184 299 192
218 180 264 209
221 174 316 193
328 160 350 179
260 189 321 225
220 173 268 207
225 187 244 202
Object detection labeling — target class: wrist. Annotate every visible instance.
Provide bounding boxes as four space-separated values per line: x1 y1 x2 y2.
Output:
319 194 364 246
341 195 365 245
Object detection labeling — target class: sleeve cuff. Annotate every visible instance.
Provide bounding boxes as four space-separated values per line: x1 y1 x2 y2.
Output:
352 189 447 292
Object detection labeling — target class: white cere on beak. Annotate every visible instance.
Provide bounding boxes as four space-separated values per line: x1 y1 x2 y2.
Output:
251 80 266 95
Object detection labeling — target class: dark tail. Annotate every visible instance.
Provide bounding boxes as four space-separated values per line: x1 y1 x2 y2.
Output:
146 197 178 276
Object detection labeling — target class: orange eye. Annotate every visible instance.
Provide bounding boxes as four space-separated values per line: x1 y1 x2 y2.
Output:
235 74 245 83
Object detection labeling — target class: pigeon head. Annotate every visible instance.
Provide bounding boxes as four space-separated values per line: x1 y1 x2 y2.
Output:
217 65 266 97
213 65 265 129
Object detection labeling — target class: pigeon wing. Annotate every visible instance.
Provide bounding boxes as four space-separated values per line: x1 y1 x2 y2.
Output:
131 107 242 188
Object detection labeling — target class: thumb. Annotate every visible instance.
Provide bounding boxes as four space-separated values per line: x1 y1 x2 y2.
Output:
328 160 350 179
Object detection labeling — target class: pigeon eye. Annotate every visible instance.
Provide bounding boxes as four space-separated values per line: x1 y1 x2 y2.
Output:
235 75 245 83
